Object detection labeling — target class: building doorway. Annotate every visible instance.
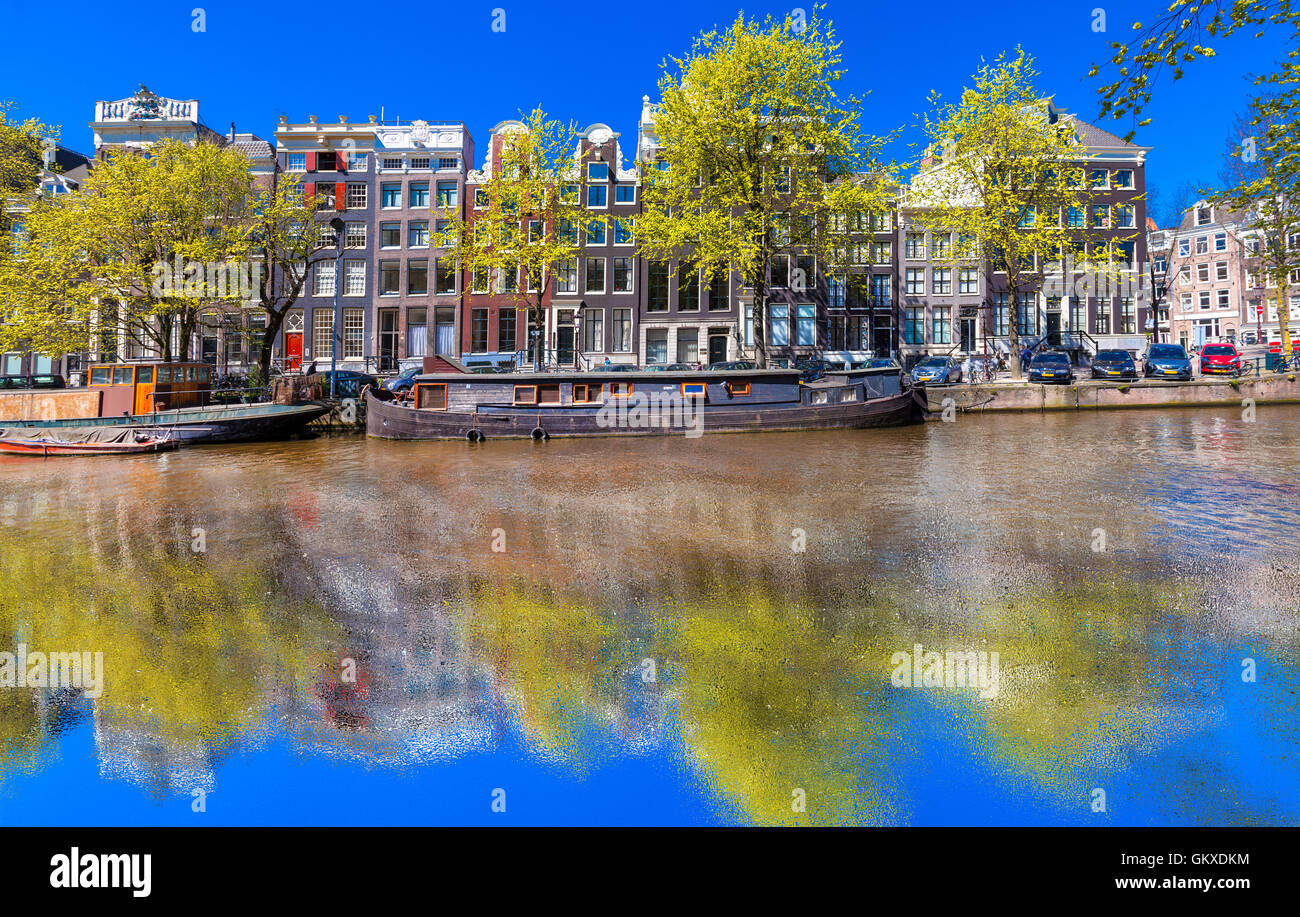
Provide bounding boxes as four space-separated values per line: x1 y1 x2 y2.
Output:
708 332 729 365
1045 310 1061 346
557 310 575 366
284 311 304 371
960 317 976 353
378 310 398 372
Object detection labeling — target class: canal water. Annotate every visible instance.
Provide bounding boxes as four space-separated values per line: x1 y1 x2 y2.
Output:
1 407 1298 825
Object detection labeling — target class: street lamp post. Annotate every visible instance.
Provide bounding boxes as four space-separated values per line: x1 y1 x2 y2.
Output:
329 216 345 400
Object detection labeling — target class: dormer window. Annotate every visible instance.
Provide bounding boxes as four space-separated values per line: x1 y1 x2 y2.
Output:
1196 207 1212 226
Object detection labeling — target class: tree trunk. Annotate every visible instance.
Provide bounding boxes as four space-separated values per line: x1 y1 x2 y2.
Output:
258 306 288 380
1006 276 1023 379
753 270 768 369
1278 282 1292 358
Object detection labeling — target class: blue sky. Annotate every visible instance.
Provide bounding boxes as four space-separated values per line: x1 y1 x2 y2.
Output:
1 0 1291 222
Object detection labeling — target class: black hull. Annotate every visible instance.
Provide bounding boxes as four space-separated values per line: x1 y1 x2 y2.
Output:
366 389 921 441
0 402 330 445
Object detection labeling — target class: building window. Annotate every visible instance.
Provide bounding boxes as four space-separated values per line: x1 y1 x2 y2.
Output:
873 241 892 264
498 309 517 353
615 184 635 204
1214 232 1227 251
343 308 364 358
677 327 699 363
1017 293 1037 335
287 153 306 172
769 304 790 346
613 257 633 293
380 261 399 295
343 260 365 296
407 182 429 208
410 157 430 170
905 233 925 260
312 309 333 358
993 293 1009 336
958 268 978 294
678 262 700 310
406 221 428 248
770 255 789 288
408 259 428 295
648 262 669 312
612 309 631 352
584 308 604 352
587 184 607 208
346 184 367 209
1115 204 1135 228
646 328 669 364
930 233 951 260
933 307 951 345
795 304 816 346
380 223 400 248
381 183 401 208
585 219 607 245
1095 299 1111 334
344 222 366 248
585 257 606 293
1120 297 1136 333
871 274 891 307
436 182 457 208
1195 236 1209 254
471 309 488 352
435 260 456 295
1217 289 1230 308
707 273 728 310
313 261 335 297
1070 296 1085 331
904 307 924 344
933 269 952 294
1113 169 1134 189
555 258 577 294
905 268 924 295
614 218 634 245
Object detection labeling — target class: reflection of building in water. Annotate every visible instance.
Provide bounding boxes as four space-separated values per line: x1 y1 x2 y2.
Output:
91 706 221 799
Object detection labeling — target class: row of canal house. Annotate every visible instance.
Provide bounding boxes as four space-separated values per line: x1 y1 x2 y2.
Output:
272 96 1156 373
13 87 1154 380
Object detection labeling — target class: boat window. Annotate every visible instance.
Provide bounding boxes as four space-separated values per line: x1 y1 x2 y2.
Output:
538 384 561 405
415 383 447 410
840 388 858 402
514 385 538 405
137 367 154 384
90 368 110 385
157 367 172 383
112 367 133 385
725 381 751 396
572 383 600 403
680 382 707 398
608 382 633 398
197 367 211 383
811 390 828 405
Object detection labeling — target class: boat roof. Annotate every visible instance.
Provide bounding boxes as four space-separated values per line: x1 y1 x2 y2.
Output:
411 366 898 383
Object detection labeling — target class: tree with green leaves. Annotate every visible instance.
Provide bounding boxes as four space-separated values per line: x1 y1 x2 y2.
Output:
437 108 585 370
1215 89 1300 356
914 50 1113 378
1090 1 1300 140
0 139 255 363
0 101 59 234
245 174 337 380
637 8 896 367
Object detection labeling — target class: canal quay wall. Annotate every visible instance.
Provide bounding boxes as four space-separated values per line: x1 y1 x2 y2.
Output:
920 373 1300 416
0 390 101 422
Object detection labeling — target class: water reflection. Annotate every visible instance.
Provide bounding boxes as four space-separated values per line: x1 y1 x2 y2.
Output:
0 408 1298 824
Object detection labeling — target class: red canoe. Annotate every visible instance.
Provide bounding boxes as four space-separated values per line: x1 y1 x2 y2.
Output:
0 427 177 456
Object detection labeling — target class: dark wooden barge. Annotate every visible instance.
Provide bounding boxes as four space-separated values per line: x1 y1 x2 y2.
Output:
366 367 922 441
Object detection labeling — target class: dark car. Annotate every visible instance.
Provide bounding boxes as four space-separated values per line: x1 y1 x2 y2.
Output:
385 366 420 393
910 355 962 384
707 360 756 371
794 357 829 382
1200 343 1244 376
311 370 378 398
642 362 698 372
1144 343 1193 381
1027 351 1072 384
595 363 639 371
0 374 66 390
1090 349 1138 380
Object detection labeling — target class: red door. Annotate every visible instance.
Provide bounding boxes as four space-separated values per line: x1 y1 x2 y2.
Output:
286 333 303 371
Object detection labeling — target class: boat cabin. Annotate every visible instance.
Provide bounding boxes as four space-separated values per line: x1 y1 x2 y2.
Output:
86 362 212 416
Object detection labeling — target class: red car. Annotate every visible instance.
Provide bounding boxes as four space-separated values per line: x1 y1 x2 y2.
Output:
1199 343 1244 376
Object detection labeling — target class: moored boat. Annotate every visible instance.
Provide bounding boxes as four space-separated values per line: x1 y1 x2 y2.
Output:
366 366 922 441
0 361 330 445
0 427 176 456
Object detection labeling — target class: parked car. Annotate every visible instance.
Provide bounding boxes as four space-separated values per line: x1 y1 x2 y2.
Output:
1144 343 1193 381
311 370 379 398
0 374 66 389
642 362 698 372
909 355 962 384
707 360 756 371
1090 349 1139 380
1027 351 1073 384
1199 343 1244 376
794 356 829 382
595 363 639 371
385 366 420 393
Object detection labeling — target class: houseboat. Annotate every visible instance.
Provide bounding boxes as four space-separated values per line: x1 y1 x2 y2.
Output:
0 361 329 445
366 366 922 441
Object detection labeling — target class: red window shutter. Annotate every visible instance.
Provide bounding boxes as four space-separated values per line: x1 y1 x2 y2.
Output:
304 182 315 204
305 152 316 171
337 151 347 171
335 182 346 211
